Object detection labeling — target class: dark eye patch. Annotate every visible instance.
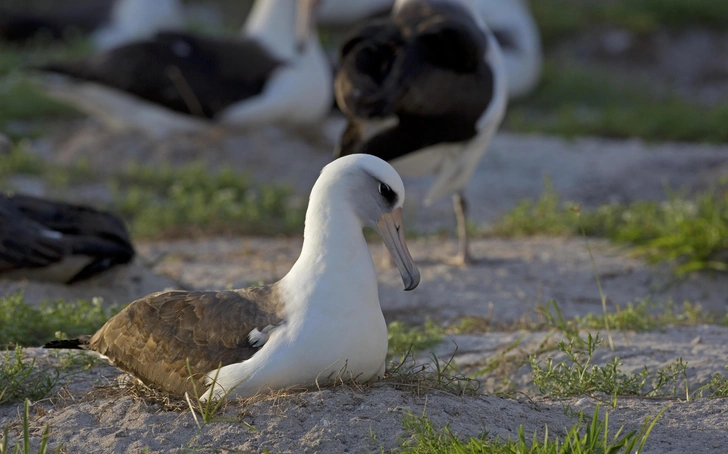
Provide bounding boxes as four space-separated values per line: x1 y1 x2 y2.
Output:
378 182 397 205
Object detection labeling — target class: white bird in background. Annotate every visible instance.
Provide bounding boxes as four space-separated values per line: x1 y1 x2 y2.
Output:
92 0 186 51
37 0 332 137
45 155 420 401
334 0 508 265
475 0 541 98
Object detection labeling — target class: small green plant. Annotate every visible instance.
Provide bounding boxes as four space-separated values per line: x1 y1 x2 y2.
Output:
399 404 667 453
387 320 443 356
110 162 304 239
385 351 480 397
184 359 233 428
1 398 58 454
577 299 727 331
530 333 689 399
487 182 728 275
694 366 728 398
0 348 59 405
0 292 117 347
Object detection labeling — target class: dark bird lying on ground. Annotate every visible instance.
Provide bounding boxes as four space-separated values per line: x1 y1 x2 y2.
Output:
0 192 135 284
334 0 507 266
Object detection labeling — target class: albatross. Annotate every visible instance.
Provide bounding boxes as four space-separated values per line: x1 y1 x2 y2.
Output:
36 0 332 137
333 0 507 265
45 155 420 401
0 192 135 284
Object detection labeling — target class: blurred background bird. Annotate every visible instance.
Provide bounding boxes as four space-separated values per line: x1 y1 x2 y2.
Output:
0 192 135 284
33 0 332 137
317 0 542 100
334 0 508 265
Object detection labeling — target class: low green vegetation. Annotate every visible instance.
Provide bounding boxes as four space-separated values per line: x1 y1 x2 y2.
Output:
577 299 728 332
507 62 728 143
0 38 89 138
387 320 443 355
110 162 304 239
530 333 689 399
399 404 666 454
530 0 728 46
0 149 305 240
1 399 57 454
0 291 116 347
0 348 59 405
487 181 728 275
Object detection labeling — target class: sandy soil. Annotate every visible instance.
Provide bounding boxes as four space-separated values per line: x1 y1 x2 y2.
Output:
2 123 728 453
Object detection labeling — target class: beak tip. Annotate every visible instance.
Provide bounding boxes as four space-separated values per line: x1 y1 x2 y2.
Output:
403 272 420 291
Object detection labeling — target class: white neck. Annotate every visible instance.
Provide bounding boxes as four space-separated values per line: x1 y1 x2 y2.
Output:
244 0 301 60
279 189 379 312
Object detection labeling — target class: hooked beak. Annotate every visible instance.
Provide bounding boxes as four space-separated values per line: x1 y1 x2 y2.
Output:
376 207 420 291
296 0 318 52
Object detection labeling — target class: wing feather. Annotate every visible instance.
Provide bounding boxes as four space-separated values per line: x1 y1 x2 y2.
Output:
88 286 283 396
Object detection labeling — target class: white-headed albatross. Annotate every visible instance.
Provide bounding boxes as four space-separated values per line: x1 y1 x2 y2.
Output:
0 192 135 284
334 0 507 265
36 0 332 137
45 155 420 400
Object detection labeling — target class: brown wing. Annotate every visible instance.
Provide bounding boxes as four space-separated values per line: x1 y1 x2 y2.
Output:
88 285 282 396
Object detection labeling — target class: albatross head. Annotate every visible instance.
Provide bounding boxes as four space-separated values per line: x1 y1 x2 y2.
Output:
314 155 420 291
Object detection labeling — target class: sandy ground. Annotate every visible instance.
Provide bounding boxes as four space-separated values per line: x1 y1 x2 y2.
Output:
2 123 728 453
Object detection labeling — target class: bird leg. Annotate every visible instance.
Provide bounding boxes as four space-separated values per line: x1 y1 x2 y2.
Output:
448 191 475 266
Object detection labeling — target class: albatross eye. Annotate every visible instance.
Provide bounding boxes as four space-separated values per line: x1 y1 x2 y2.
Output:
378 182 397 204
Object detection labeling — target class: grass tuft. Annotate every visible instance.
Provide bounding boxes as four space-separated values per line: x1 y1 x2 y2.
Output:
387 320 443 356
530 332 689 399
400 404 667 453
0 348 59 405
0 292 117 347
110 162 304 239
487 181 728 275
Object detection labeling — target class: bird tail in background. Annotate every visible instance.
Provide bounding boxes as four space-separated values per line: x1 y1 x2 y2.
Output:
43 336 91 349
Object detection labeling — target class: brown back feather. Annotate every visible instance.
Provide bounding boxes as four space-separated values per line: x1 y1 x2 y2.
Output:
88 285 282 396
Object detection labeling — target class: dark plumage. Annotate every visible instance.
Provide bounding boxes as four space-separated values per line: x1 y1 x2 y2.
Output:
46 286 282 396
335 0 493 160
334 0 507 265
0 193 135 284
37 32 282 118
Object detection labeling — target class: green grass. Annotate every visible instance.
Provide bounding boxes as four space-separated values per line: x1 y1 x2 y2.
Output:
0 292 117 347
577 299 728 332
110 162 304 239
486 180 728 275
530 0 728 46
1 398 58 454
399 404 666 454
0 38 89 138
506 62 728 143
695 366 728 398
0 149 306 240
530 333 689 399
387 320 444 356
0 348 59 405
